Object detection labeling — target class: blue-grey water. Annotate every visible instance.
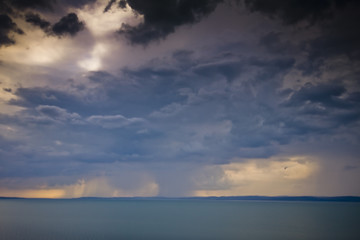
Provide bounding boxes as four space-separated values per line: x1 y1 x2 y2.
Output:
0 199 359 240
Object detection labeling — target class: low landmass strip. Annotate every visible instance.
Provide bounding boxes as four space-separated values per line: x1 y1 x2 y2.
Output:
1 196 360 202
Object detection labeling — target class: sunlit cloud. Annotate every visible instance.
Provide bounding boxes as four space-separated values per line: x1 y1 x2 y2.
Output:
0 27 68 66
76 0 138 37
193 156 319 196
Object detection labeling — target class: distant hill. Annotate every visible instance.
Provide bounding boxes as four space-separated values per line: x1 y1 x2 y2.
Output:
183 196 360 202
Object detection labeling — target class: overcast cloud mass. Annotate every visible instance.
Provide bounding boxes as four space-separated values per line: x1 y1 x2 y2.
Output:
0 0 359 198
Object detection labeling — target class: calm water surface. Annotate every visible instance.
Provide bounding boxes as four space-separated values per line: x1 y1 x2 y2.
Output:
0 199 359 240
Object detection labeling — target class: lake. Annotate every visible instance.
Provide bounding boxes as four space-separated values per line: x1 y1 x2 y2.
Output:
0 199 359 240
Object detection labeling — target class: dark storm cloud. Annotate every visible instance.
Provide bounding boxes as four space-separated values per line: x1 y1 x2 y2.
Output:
307 2 360 62
61 0 97 8
25 12 85 37
0 14 23 47
25 12 51 31
118 0 127 9
3 0 96 11
117 0 222 45
0 0 52 42
52 13 85 37
284 83 346 108
0 0 90 44
104 0 116 12
4 0 55 11
245 0 360 74
282 82 360 131
259 32 294 54
0 1 14 15
244 0 349 25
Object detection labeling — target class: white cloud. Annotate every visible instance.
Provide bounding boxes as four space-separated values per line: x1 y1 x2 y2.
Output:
36 105 82 123
150 102 185 118
87 114 145 128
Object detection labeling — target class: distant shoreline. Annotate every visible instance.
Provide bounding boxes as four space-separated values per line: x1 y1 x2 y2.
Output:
1 196 360 202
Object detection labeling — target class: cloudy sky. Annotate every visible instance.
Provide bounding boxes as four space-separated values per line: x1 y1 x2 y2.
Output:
0 0 359 198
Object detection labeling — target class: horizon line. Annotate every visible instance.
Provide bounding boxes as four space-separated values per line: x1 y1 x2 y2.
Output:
1 195 360 202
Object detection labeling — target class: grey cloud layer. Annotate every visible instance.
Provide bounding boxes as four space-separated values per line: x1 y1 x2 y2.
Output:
3 44 359 166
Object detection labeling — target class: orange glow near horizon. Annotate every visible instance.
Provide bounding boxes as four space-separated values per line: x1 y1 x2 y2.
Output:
0 188 65 199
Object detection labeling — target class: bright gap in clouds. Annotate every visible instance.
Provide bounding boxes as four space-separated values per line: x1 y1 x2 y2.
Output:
75 0 139 71
78 43 108 71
